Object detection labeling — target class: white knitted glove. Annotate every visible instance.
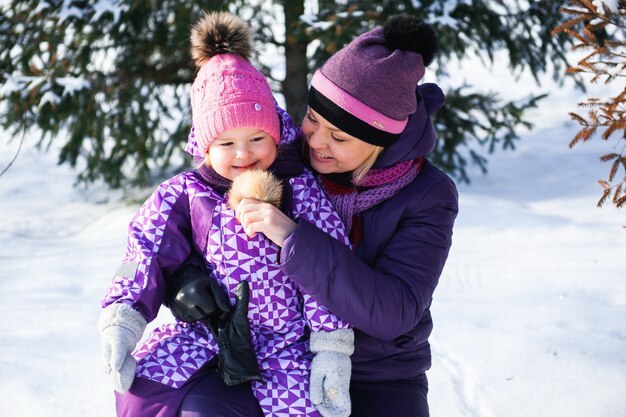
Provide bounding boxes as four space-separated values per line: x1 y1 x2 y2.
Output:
99 303 147 393
310 329 354 417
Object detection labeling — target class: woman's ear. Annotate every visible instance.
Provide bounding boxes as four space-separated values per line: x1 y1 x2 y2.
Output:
419 83 445 115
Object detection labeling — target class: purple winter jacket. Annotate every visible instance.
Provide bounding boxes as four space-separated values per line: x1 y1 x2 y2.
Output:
279 83 459 382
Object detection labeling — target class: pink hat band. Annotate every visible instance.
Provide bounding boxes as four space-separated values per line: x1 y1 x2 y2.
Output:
310 70 408 135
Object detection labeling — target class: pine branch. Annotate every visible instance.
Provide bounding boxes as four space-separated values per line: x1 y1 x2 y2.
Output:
556 0 626 208
609 159 621 180
597 187 612 207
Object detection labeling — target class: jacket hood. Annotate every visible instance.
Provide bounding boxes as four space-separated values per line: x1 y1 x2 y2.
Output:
373 83 444 169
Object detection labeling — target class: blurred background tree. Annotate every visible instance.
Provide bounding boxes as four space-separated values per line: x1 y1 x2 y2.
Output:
552 0 625 208
0 0 573 188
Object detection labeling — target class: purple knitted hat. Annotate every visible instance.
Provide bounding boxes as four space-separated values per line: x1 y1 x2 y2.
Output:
308 15 437 147
189 11 279 154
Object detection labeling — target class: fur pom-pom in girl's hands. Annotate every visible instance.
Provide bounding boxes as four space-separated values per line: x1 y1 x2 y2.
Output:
228 169 296 246
228 169 282 210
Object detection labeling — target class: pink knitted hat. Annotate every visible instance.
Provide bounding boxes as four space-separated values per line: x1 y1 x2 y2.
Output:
189 12 279 154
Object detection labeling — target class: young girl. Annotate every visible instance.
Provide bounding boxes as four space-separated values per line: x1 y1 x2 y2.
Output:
99 11 353 417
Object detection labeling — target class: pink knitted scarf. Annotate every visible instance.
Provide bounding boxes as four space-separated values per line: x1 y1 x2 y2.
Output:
319 158 423 233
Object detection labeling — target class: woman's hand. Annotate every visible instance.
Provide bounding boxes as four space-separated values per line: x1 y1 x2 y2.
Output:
236 197 296 247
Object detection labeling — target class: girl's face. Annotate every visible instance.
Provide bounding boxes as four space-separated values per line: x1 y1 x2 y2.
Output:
208 127 277 180
301 108 378 174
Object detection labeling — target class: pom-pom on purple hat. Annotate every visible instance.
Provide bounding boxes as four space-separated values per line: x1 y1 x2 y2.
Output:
308 15 437 147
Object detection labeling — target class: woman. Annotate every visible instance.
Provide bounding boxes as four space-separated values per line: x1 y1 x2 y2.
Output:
172 14 458 417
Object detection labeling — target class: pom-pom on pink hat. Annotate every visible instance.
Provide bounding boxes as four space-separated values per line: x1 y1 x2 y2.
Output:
189 11 279 155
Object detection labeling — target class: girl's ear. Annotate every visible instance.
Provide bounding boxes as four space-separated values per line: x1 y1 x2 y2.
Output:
197 152 211 169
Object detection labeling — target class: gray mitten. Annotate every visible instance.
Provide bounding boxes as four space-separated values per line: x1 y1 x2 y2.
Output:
99 303 147 393
310 328 354 417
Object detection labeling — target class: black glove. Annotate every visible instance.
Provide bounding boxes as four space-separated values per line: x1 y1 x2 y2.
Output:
215 281 262 386
165 264 261 385
165 263 232 337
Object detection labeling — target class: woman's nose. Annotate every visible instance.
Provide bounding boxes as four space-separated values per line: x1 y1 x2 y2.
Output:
307 128 325 149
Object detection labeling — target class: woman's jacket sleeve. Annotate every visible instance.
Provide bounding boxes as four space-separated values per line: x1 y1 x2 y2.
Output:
280 176 458 340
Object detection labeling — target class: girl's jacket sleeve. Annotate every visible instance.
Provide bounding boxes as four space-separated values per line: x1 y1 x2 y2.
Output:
289 171 352 332
101 174 195 323
281 173 458 340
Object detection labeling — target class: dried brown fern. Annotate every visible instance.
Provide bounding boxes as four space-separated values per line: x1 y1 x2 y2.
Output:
553 0 626 208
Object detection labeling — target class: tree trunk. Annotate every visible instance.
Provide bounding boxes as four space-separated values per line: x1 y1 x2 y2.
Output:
281 0 308 125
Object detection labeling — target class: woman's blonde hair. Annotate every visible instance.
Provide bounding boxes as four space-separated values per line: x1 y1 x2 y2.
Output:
352 146 384 184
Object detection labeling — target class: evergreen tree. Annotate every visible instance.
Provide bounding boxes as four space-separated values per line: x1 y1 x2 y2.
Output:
1 0 574 188
0 0 270 186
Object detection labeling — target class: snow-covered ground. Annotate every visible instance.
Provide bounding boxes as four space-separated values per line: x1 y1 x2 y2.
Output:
0 62 624 417
429 120 626 417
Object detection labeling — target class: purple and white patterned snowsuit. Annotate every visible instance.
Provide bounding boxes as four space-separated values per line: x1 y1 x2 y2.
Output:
101 163 351 417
